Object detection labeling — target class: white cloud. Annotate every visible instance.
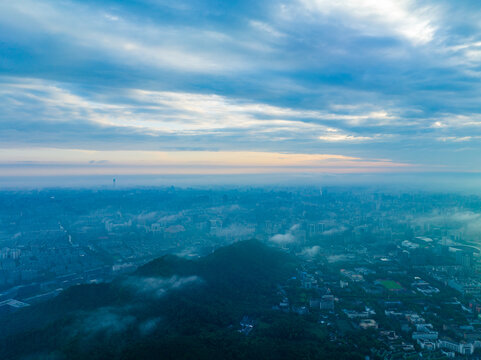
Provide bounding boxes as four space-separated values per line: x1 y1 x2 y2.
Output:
438 136 481 143
300 245 321 258
416 210 481 238
250 20 286 38
318 134 372 142
0 1 249 74
124 275 203 298
322 226 347 236
270 233 296 244
298 0 437 44
1 77 393 142
269 224 301 244
213 224 255 238
72 307 136 337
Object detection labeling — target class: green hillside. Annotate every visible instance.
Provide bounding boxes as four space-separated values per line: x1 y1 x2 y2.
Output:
0 240 360 360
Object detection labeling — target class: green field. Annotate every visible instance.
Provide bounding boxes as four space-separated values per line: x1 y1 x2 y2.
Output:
377 280 403 290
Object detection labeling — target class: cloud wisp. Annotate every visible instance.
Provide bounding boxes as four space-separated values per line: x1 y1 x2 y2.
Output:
123 275 203 299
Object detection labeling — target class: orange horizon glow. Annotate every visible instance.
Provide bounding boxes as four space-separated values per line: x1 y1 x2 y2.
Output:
0 148 418 176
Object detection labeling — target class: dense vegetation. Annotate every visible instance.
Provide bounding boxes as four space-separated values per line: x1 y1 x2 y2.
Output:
0 240 362 360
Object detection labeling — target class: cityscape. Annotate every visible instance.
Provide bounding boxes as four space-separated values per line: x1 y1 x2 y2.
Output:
2 187 481 358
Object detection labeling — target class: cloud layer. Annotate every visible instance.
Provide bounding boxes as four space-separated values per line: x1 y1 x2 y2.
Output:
2 0 481 175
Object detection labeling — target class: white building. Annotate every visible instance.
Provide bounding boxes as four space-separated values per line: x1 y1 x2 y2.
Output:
438 339 474 355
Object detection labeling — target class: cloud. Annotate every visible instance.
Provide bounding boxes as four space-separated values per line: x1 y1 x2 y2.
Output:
139 317 162 336
322 226 348 236
297 0 437 44
175 247 201 258
123 275 203 298
416 210 481 238
2 0 481 173
213 224 255 238
157 214 183 224
249 20 286 38
0 1 252 75
318 134 373 142
269 233 296 244
327 254 354 263
135 211 162 222
269 224 300 244
300 245 321 258
72 307 136 337
0 149 413 176
0 77 394 146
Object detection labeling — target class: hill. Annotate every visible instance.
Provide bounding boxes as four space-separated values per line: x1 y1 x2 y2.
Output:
0 240 360 360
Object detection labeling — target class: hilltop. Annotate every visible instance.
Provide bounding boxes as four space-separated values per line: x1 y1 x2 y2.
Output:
0 240 310 359
0 240 362 360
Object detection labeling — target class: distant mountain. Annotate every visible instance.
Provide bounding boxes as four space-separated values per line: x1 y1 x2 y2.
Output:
0 240 360 360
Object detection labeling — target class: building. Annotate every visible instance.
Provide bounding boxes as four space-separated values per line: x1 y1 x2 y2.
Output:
438 339 474 355
359 319 378 330
320 295 334 310
417 338 436 350
412 331 438 340
412 323 438 340
309 298 320 308
0 299 30 315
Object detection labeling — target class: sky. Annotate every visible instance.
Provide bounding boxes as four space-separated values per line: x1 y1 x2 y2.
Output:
1 0 481 183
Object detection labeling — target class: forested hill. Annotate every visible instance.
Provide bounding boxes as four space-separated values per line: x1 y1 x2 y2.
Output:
136 239 295 297
0 240 361 360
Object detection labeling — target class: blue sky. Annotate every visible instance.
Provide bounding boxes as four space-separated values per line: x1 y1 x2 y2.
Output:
1 0 481 177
